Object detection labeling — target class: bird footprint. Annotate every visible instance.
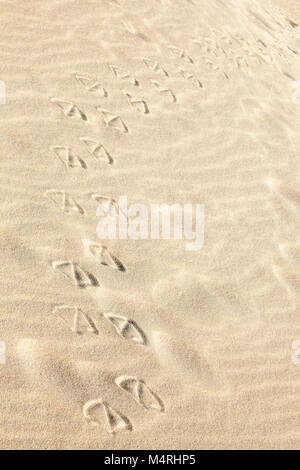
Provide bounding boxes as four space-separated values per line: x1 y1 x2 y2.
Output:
83 399 133 433
103 313 147 345
115 376 165 412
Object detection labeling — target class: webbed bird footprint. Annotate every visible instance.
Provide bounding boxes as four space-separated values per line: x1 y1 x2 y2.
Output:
267 177 300 213
83 399 132 433
80 137 114 164
83 239 126 272
103 313 147 345
51 146 87 169
177 67 203 88
115 376 164 412
122 89 149 114
50 97 87 121
150 79 176 103
52 260 99 288
109 64 139 86
142 57 168 76
45 189 85 215
95 107 128 133
105 0 120 5
74 74 107 97
52 305 99 335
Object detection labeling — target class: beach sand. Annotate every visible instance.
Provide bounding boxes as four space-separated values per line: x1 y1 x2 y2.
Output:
1 0 300 450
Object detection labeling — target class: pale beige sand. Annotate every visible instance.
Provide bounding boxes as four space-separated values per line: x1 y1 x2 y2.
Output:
272 0 300 26
1 0 300 450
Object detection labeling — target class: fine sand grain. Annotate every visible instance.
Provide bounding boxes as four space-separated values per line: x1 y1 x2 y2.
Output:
1 0 300 450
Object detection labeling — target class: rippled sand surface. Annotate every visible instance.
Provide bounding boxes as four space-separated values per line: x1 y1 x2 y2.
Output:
1 0 300 450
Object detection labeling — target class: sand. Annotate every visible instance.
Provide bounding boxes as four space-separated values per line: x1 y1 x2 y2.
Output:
1 0 300 450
